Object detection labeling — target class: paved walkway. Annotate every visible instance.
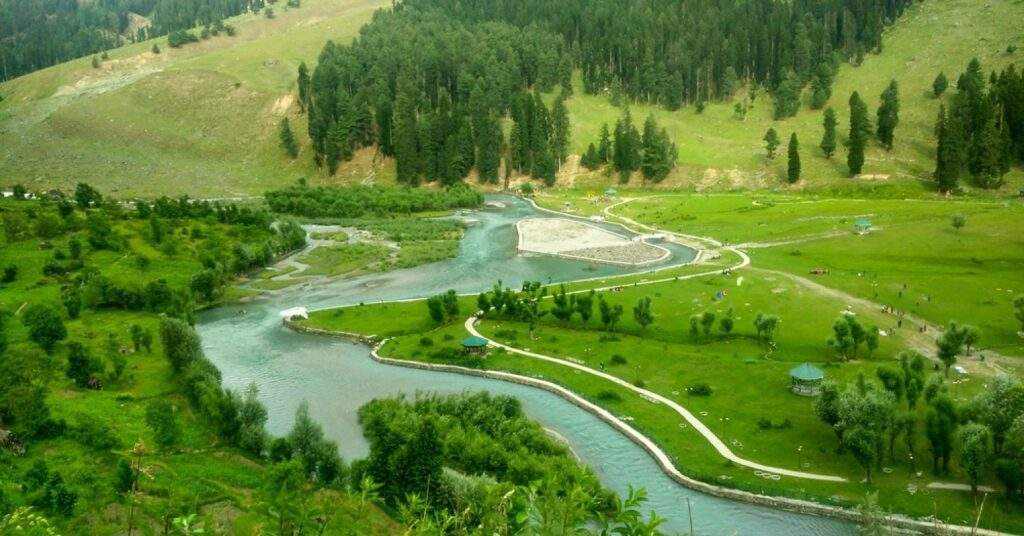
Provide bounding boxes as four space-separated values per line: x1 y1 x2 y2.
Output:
464 315 846 482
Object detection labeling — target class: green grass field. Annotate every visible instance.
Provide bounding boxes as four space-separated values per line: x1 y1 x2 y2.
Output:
300 267 1021 532
560 0 1024 194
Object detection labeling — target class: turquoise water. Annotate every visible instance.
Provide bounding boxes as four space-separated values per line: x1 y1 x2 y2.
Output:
198 196 852 535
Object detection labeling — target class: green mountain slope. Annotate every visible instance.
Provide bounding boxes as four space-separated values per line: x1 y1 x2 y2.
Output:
0 0 387 198
0 0 1021 197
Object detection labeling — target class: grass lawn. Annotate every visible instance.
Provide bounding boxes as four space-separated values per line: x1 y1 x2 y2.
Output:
298 243 389 277
555 192 1024 358
306 282 1020 532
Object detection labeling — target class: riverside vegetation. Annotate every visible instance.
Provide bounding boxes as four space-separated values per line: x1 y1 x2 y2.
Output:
0 186 675 534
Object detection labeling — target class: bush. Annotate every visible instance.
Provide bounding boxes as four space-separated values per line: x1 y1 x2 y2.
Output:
687 383 713 396
609 354 627 366
70 414 121 450
1 264 16 283
632 378 645 388
418 336 434 347
595 390 623 402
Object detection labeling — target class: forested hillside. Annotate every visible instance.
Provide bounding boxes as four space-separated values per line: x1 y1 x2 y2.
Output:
302 0 916 186
0 0 260 81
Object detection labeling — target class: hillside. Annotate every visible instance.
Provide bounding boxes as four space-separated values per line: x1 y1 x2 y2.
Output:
0 0 388 198
0 0 1022 197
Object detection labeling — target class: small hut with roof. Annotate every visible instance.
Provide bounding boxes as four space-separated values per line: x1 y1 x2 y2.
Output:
789 363 825 396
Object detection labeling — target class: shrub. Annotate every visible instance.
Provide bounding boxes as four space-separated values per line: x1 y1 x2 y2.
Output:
1 264 16 283
595 390 623 402
687 383 713 396
70 414 121 450
418 337 434 347
632 378 646 388
609 354 627 366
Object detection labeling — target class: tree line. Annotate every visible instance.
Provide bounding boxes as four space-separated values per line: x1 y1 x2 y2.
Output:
0 0 256 81
265 183 483 219
934 59 1023 191
408 0 912 110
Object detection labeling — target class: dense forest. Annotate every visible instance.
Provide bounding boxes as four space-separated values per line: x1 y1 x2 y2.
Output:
0 0 259 81
302 0 914 185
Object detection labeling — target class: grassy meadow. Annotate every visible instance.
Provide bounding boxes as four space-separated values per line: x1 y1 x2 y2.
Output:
560 0 1024 193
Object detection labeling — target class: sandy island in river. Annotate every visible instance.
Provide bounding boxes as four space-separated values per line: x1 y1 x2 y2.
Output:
515 218 670 266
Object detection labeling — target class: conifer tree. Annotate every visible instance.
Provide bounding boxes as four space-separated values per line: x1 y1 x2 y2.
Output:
820 107 838 158
393 72 420 185
810 62 834 109
476 115 502 183
597 123 612 163
763 127 780 160
279 118 298 159
787 133 801 183
613 109 640 182
325 121 346 174
847 91 870 176
934 105 957 192
876 80 900 150
581 143 600 170
551 95 570 165
971 115 1005 188
933 72 948 98
297 62 311 112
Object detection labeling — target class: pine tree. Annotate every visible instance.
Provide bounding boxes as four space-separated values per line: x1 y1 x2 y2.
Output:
612 109 640 182
763 127 780 160
821 107 838 158
551 95 570 165
581 143 600 170
393 72 420 185
934 105 959 192
876 80 900 150
787 133 801 183
297 62 311 112
476 115 502 183
933 72 948 98
375 98 393 156
971 114 1004 188
773 71 802 119
847 91 870 176
325 121 346 175
279 118 298 159
597 123 612 163
809 62 834 109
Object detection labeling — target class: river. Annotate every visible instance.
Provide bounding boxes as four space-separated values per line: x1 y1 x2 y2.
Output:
198 195 852 535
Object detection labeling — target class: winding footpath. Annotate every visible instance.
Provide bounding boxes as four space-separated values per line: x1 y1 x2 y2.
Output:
463 316 844 482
